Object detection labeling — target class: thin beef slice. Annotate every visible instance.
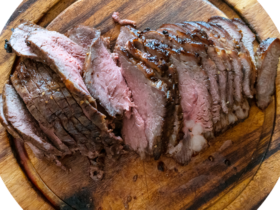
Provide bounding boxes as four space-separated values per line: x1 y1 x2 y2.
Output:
83 36 133 117
3 84 62 161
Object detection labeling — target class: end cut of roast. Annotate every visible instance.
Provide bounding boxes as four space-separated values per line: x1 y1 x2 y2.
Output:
256 38 280 110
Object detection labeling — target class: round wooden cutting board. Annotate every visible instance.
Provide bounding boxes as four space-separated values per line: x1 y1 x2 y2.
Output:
0 0 280 209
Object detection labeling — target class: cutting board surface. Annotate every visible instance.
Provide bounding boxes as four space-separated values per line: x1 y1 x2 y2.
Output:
0 0 280 210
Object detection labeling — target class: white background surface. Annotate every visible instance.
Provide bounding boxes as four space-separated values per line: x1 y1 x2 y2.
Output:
0 0 280 209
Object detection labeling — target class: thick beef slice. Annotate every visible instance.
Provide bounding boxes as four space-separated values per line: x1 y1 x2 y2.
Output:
9 20 45 59
256 38 280 109
27 61 94 146
172 52 213 133
169 52 212 163
65 25 101 51
125 38 180 157
124 36 180 157
117 47 167 158
3 84 61 157
11 64 72 154
83 37 133 117
26 29 108 131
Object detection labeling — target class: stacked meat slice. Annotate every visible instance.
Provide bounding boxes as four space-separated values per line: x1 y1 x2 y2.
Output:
2 16 280 179
4 20 129 180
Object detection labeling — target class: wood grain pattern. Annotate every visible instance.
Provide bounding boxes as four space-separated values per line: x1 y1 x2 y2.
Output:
0 0 279 209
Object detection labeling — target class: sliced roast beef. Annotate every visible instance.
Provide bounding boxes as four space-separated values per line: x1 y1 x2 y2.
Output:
83 36 133 117
208 17 255 98
177 22 240 132
255 38 280 109
116 47 167 159
142 30 218 126
9 20 45 59
25 29 109 131
12 59 107 159
3 84 62 159
191 22 231 113
156 27 222 121
65 25 101 52
208 22 250 122
131 31 212 163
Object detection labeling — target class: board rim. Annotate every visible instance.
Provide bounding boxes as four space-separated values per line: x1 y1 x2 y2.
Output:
0 0 279 209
